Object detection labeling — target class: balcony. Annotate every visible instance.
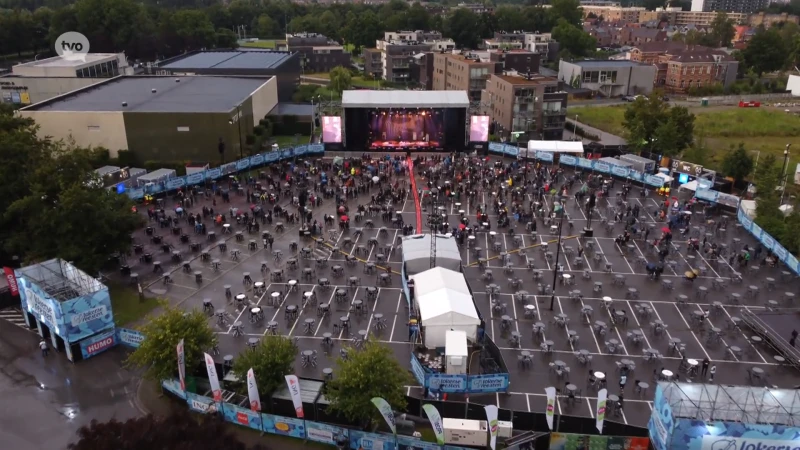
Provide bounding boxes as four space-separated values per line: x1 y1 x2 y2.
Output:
543 121 565 129
543 108 567 116
515 96 535 103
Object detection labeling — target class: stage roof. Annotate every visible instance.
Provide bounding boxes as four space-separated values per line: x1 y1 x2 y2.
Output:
342 90 469 109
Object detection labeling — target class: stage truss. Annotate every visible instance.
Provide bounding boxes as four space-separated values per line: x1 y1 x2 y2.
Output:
662 381 800 426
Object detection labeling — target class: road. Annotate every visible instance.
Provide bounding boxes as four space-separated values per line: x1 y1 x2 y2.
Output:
0 323 141 450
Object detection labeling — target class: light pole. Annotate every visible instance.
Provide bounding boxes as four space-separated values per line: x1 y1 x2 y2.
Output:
573 114 579 141
780 144 791 205
548 210 566 311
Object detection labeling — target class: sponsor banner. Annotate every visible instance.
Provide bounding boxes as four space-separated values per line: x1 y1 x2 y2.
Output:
468 374 509 393
295 145 308 156
596 388 607 433
410 354 427 386
186 392 218 414
761 233 776 253
161 379 186 399
536 151 554 162
261 413 305 439
628 170 644 182
594 162 611 174
280 149 293 159
428 373 467 392
185 172 205 185
222 403 262 431
560 154 577 166
488 142 505 155
23 284 62 334
206 167 222 180
61 289 114 343
236 158 250 171
645 174 665 187
220 162 237 175
4 267 19 296
249 154 265 166
505 145 520 157
422 404 445 445
204 352 221 401
79 329 117 359
695 188 719 202
350 430 395 450
550 433 650 450
116 327 144 348
398 435 440 450
578 158 593 169
485 405 499 450
247 368 261 412
698 436 798 450
308 144 324 154
166 178 185 190
371 397 397 435
178 340 186 391
611 166 630 178
545 386 556 430
305 421 349 446
265 152 280 162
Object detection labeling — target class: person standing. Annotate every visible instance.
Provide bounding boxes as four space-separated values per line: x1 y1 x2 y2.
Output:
709 365 717 383
39 339 49 357
701 357 710 377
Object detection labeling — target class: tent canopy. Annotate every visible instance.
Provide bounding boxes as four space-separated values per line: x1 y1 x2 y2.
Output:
527 140 584 153
741 199 756 218
402 234 461 276
679 180 698 192
656 172 673 184
409 267 479 325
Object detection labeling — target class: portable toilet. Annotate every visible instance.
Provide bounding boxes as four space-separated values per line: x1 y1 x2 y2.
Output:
445 330 468 375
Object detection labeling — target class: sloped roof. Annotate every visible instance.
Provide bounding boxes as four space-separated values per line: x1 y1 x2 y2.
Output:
410 267 479 323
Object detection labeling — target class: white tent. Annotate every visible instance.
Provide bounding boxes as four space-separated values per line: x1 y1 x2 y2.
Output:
740 199 756 218
679 180 698 192
402 234 461 276
656 172 673 184
410 267 479 348
526 140 584 153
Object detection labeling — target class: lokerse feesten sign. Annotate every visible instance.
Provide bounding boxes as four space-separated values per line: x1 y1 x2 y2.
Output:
702 436 800 450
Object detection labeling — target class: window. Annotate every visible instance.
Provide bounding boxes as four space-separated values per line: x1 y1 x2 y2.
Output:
680 80 685 88
87 125 100 131
707 65 711 74
177 126 190 132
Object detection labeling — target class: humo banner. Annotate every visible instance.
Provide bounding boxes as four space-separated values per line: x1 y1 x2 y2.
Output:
124 144 324 200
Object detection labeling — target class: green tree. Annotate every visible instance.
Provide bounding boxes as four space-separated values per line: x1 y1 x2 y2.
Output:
325 341 411 426
445 8 481 49
216 28 238 48
622 93 694 155
551 19 596 58
126 306 217 382
709 11 735 47
231 336 297 397
743 28 788 75
254 14 279 38
549 0 583 25
329 65 353 93
721 143 754 190
171 10 216 51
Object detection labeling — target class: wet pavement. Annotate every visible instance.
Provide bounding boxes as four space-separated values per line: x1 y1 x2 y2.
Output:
0 323 139 450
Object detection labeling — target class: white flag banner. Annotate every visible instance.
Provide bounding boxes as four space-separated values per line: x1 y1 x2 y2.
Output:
204 352 222 402
285 375 304 418
422 404 445 445
177 339 186 391
371 397 397 435
485 405 499 450
545 387 556 431
596 388 608 434
247 368 261 412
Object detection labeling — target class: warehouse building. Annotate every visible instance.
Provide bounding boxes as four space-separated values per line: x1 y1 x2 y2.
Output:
154 50 300 101
17 75 277 163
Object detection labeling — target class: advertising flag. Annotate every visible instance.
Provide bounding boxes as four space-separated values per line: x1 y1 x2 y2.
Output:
371 397 397 435
422 404 445 445
247 368 261 412
285 375 304 418
545 387 556 430
596 388 608 434
177 339 186 391
485 405 499 450
204 352 222 402
3 267 19 296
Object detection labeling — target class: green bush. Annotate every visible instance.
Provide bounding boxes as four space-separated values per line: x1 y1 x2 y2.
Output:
245 134 256 145
253 125 265 136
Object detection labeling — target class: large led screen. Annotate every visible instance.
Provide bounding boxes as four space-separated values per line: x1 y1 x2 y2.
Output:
469 115 490 142
322 116 342 143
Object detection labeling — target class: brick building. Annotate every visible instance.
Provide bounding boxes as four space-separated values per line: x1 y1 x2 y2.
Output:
285 33 351 73
432 52 501 101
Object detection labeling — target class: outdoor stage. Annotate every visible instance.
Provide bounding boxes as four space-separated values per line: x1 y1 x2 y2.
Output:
341 90 469 152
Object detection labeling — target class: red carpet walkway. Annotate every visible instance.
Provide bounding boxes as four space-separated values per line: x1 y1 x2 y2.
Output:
407 157 422 232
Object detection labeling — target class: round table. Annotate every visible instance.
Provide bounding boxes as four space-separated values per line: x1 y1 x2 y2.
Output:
774 355 786 364
271 292 281 302
751 367 765 375
254 281 264 289
554 360 566 368
251 307 261 315
248 338 259 347
751 336 763 344
235 294 246 302
594 371 606 380
524 304 536 313
661 369 674 378
579 349 590 356
687 358 699 367
566 384 577 392
562 274 572 283
595 320 607 328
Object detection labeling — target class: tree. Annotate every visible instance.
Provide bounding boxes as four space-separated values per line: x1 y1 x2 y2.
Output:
622 93 694 155
551 19 596 58
742 28 787 75
216 28 238 48
549 0 583 26
721 143 754 191
444 8 481 49
232 336 297 398
126 306 217 382
329 66 353 93
254 14 280 38
709 11 735 47
68 410 268 450
325 341 411 426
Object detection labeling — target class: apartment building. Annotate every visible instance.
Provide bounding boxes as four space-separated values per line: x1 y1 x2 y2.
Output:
661 48 737 93
488 50 540 75
432 52 501 101
285 33 351 73
581 6 748 26
365 31 443 82
581 5 646 23
749 12 800 27
363 48 382 79
481 72 567 141
484 39 524 50
411 52 434 90
524 33 560 62
558 60 656 97
691 0 768 14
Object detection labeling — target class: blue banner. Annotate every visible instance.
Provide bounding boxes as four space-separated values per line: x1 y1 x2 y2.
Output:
410 354 426 386
350 430 396 450
61 288 114 343
16 276 66 337
117 327 144 348
611 165 630 178
166 178 185 190
398 435 440 450
261 413 306 439
628 170 643 182
162 379 186 399
644 174 665 187
428 373 468 393
295 145 308 156
223 403 262 431
505 146 520 157
594 161 611 174
309 144 324 154
738 205 800 276
468 373 510 393
578 158 593 169
488 142 504 155
536 151 554 162
186 392 218 414
206 167 222 179
186 172 205 185
249 154 265 167
236 159 250 171
79 329 117 359
306 421 349 445
560 154 577 166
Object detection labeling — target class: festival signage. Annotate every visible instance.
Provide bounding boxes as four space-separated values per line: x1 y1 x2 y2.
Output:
549 433 650 450
222 403 262 431
285 375 305 418
350 430 395 450
61 288 114 342
3 267 19 296
116 328 144 348
186 392 217 414
161 379 186 399
305 421 349 446
18 278 65 336
79 329 117 359
468 374 509 393
261 413 305 439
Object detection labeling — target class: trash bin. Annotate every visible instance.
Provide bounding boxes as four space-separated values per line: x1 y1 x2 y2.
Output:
701 98 709 107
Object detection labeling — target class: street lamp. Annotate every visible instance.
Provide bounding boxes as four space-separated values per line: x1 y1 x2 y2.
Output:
548 210 566 311
573 114 579 141
780 144 791 205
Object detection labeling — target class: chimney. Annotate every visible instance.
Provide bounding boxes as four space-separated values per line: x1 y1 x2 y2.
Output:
175 78 181 82
121 101 128 107
151 88 157 93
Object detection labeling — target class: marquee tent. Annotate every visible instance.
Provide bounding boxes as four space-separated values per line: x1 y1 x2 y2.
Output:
526 140 584 153
409 267 479 348
401 234 461 276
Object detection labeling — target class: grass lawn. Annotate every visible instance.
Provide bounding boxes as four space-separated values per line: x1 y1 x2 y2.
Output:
240 40 277 49
109 283 160 327
574 105 800 170
304 72 380 88
272 135 311 147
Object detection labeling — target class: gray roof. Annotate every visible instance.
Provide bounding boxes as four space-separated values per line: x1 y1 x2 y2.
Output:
270 102 314 116
26 76 271 113
574 60 644 68
402 234 462 275
343 90 469 108
161 50 293 70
